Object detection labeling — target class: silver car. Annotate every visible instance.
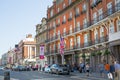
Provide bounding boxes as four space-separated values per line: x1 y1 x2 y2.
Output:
50 64 70 75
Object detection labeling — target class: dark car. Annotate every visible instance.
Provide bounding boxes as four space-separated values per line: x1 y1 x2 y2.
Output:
50 64 70 75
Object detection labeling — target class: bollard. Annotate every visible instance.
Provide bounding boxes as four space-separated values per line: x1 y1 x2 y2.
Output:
4 71 10 80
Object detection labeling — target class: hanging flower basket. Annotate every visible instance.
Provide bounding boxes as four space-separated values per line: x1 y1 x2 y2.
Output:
104 49 110 55
97 51 102 55
91 52 96 56
81 53 86 58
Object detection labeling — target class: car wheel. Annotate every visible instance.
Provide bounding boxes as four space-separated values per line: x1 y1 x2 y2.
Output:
56 70 59 75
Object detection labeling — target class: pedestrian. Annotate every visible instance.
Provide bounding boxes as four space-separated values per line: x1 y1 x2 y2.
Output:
110 61 115 80
99 62 105 77
86 63 90 76
114 60 120 80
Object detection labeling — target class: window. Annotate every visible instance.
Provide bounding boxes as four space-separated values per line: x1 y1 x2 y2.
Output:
53 21 56 27
57 8 60 12
77 36 80 47
115 0 120 10
107 2 112 15
64 40 66 49
53 43 55 50
98 8 103 20
63 28 66 36
83 3 86 11
70 38 73 49
58 30 60 37
50 9 53 17
77 22 80 31
70 25 72 34
63 3 66 9
93 0 97 4
117 20 120 31
58 18 60 24
84 34 88 46
69 12 72 19
100 27 104 37
76 7 79 15
94 29 98 43
83 18 87 28
68 0 72 5
109 23 114 33
63 15 66 23
93 12 97 23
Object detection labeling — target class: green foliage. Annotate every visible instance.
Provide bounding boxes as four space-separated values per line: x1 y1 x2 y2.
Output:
91 52 96 56
104 49 110 55
81 53 86 58
97 51 102 55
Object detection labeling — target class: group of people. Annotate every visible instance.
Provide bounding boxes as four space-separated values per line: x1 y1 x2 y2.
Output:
99 60 120 80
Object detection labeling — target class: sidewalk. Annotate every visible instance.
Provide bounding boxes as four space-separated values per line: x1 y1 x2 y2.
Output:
70 71 108 80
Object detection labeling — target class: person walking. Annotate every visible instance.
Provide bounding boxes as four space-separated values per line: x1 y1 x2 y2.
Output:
99 62 105 77
114 61 120 80
110 61 115 80
86 63 90 76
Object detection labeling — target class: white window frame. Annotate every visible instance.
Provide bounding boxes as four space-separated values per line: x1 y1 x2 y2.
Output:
76 7 79 15
70 25 72 34
100 27 104 37
50 9 53 17
93 0 97 4
63 3 66 9
109 22 114 34
70 38 73 49
77 36 80 47
63 28 66 36
69 12 72 19
58 18 60 24
98 8 103 20
58 30 60 37
63 15 66 22
115 0 120 11
107 2 112 15
83 3 86 11
83 18 87 28
53 21 56 27
57 8 60 12
77 22 80 31
68 0 72 5
84 34 88 46
93 12 97 23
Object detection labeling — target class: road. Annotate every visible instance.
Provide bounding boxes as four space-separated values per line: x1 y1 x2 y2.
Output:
0 70 81 80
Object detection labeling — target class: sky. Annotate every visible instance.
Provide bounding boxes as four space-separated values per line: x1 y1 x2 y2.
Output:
0 0 52 58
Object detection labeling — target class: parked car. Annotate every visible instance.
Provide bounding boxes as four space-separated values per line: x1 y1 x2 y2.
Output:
12 65 26 71
44 65 51 73
0 66 5 71
50 64 70 75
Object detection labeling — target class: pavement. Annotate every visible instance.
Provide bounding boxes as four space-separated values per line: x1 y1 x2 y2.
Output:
0 71 109 80
70 71 108 80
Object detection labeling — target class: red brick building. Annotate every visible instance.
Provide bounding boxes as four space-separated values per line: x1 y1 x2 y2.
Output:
46 0 120 68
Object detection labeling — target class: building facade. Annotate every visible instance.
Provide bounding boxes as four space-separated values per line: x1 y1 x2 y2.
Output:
36 18 47 69
46 0 120 69
17 34 36 66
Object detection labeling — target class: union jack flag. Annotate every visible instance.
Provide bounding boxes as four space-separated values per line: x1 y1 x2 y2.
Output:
60 37 64 55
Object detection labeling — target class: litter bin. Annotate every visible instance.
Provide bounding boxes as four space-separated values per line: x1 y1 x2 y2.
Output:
4 71 10 80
